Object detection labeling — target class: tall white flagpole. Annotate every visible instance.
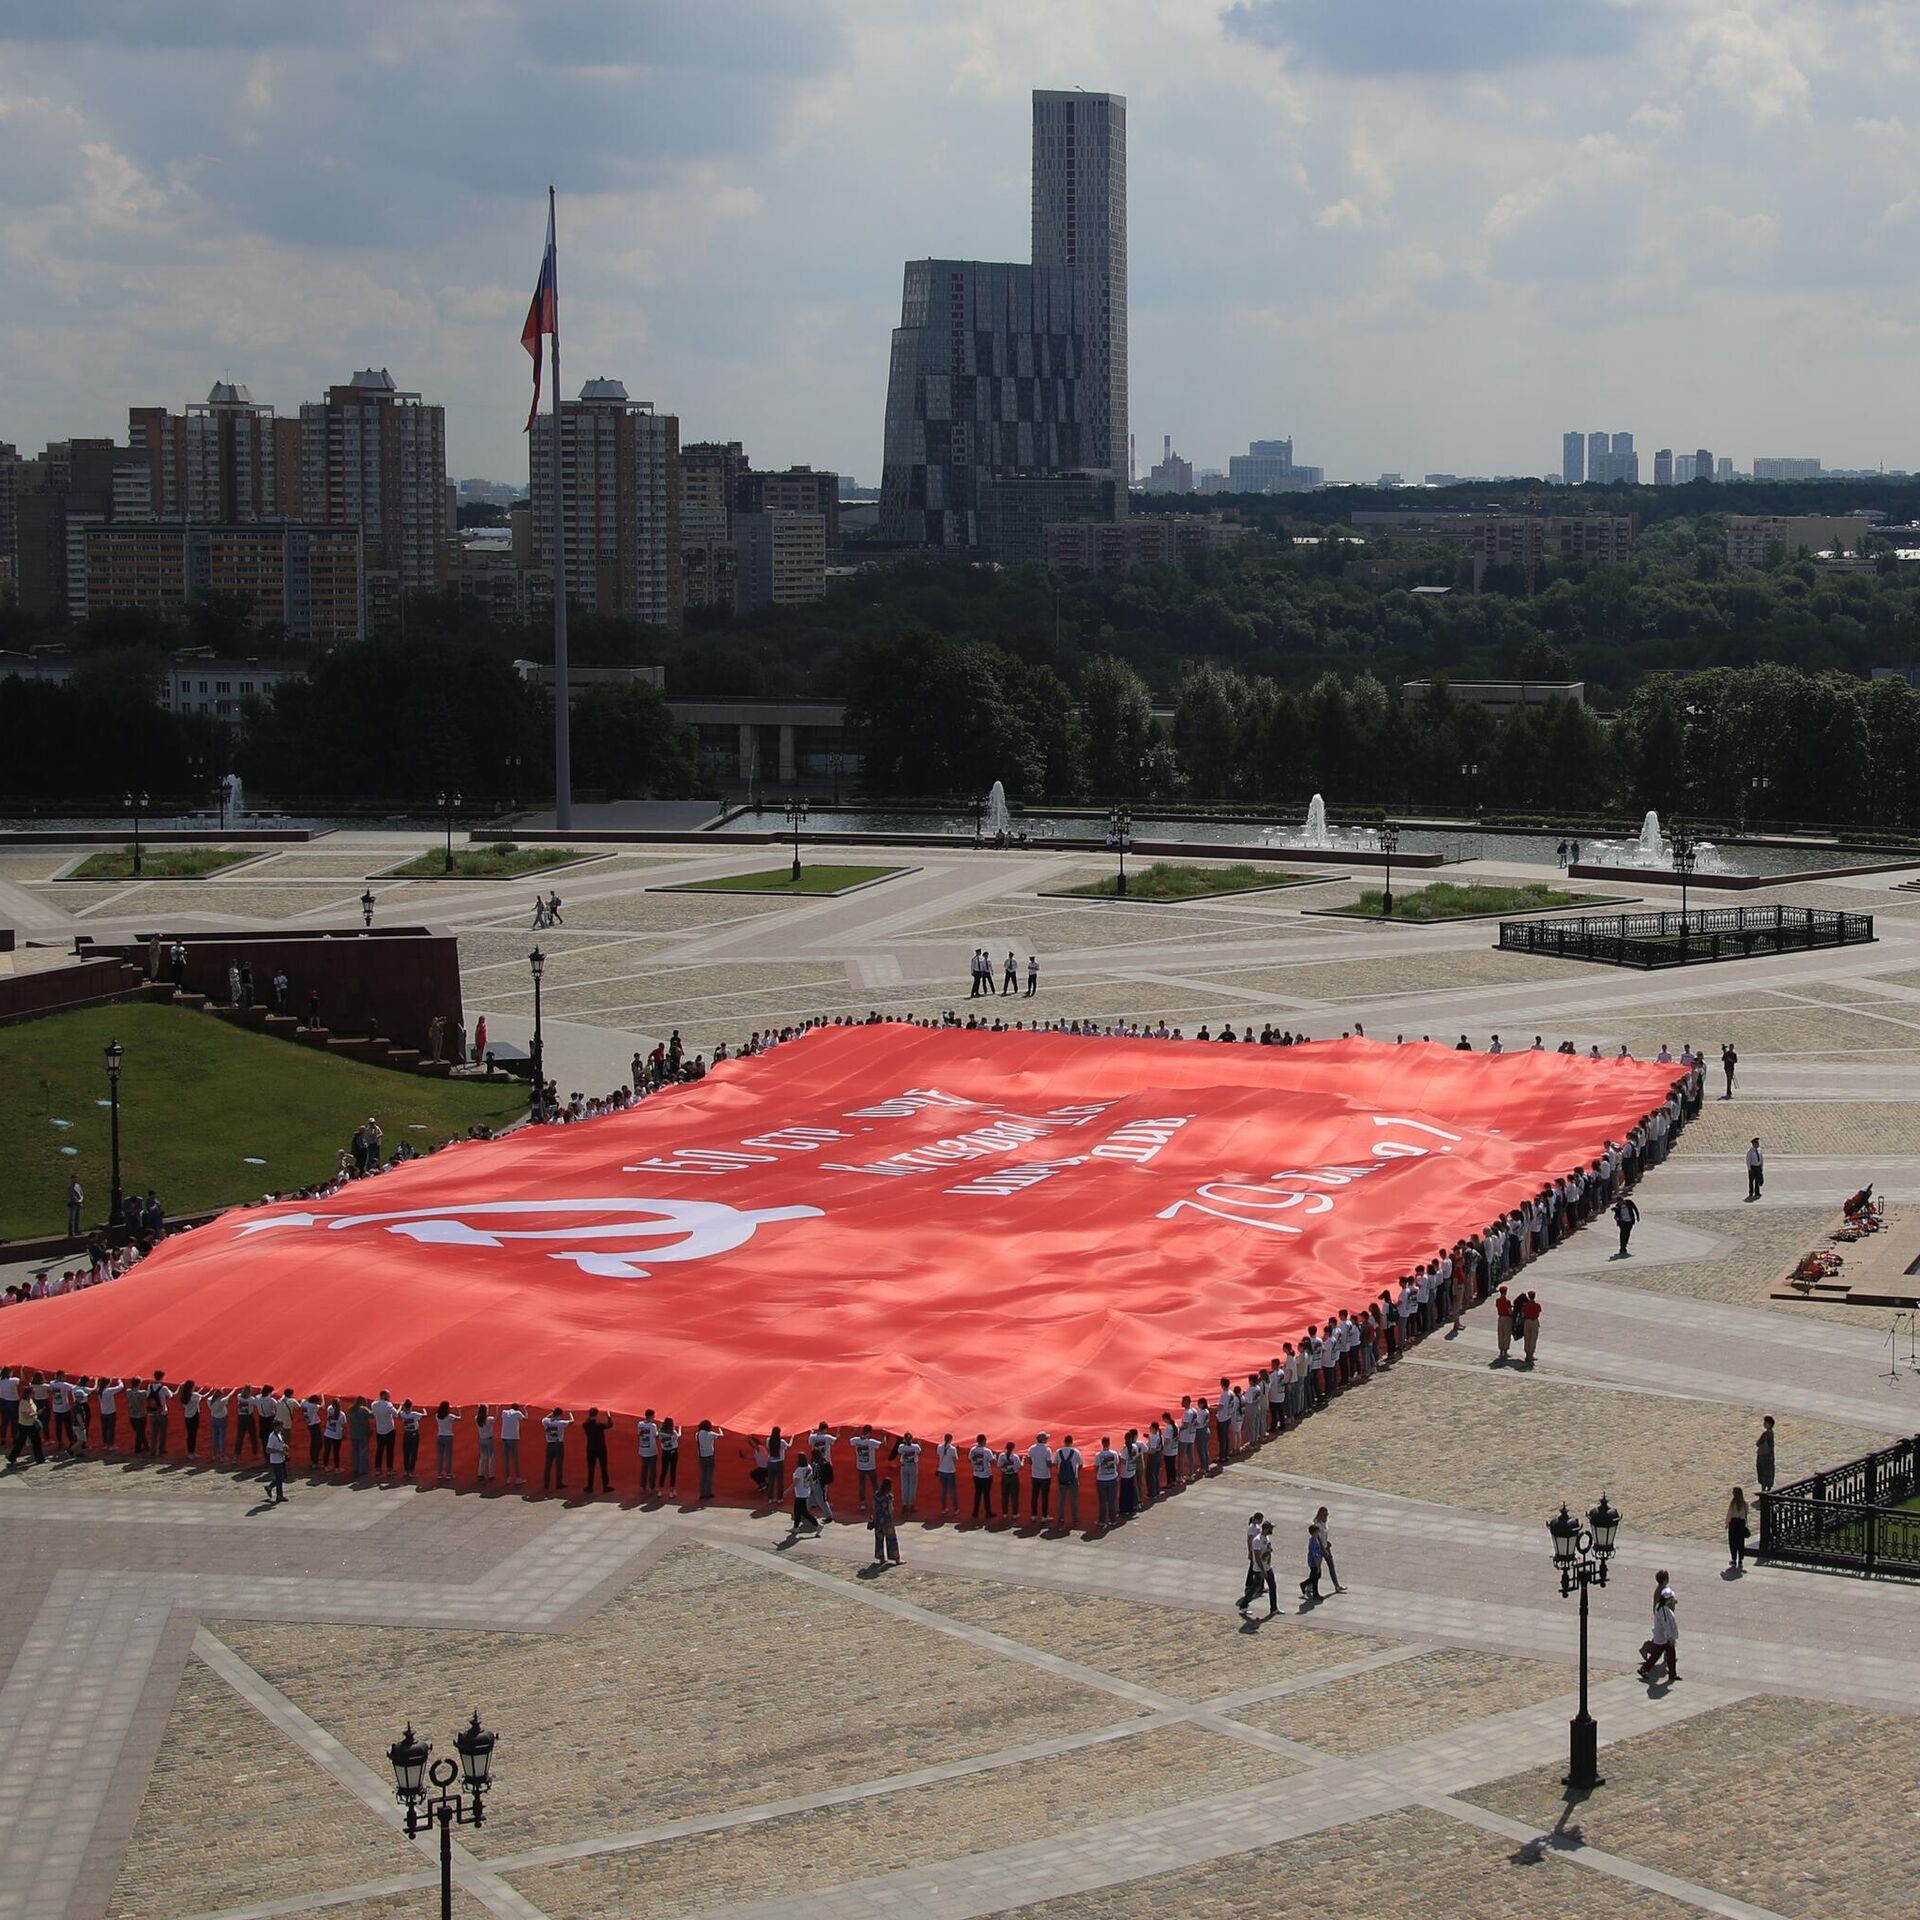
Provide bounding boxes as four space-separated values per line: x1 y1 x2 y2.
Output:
549 184 572 830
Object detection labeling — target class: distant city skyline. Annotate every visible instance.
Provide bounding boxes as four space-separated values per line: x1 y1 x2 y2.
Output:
4 3 1918 486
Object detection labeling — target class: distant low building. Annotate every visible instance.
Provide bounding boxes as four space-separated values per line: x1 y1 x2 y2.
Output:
1752 457 1822 482
1726 514 1882 566
1226 438 1325 492
1402 679 1586 713
514 660 664 699
1044 513 1252 575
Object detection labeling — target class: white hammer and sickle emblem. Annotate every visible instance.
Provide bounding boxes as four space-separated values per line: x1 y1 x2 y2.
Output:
236 1196 823 1279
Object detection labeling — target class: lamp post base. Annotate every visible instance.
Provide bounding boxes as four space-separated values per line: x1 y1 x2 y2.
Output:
1564 1711 1603 1791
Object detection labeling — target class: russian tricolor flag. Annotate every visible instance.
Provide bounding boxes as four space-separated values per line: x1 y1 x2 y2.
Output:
521 191 557 432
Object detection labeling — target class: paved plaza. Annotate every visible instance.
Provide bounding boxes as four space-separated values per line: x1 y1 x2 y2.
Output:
4 834 1920 1919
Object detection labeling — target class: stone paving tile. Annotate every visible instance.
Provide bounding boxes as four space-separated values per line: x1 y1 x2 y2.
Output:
990 1801 1700 1919
1674 1099 1920 1157
1247 1361 1870 1542
1232 1646 1573 1758
105 1652 421 1920
212 1542 1129 1860
312 1893 492 1920
1462 1693 1920 1920
102 883 372 916
0 855 72 881
506 1726 1298 1920
812 1564 1391 1701
246 852 403 877
562 891 798 931
1202 950 1583 999
1612 1009 1920 1059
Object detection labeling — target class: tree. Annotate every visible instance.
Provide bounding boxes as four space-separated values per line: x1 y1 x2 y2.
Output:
568 682 703 797
1079 654 1157 796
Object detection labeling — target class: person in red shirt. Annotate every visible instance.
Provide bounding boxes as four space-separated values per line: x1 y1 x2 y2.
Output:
1494 1286 1513 1364
1521 1291 1542 1366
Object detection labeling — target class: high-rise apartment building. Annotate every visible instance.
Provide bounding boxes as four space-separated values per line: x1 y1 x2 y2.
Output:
1587 431 1608 478
1694 448 1714 483
1586 431 1638 485
530 378 683 634
1561 431 1585 486
881 88 1128 550
732 509 826 613
1754 457 1822 481
0 443 18 596
128 383 293 523
1653 448 1673 487
299 368 447 595
736 466 839 546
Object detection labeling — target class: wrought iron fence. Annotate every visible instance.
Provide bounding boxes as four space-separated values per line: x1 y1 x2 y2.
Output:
1497 906 1874 969
1757 1435 1920 1580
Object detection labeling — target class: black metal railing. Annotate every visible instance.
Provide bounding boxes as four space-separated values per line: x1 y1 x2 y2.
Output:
1758 1435 1920 1580
1497 906 1874 969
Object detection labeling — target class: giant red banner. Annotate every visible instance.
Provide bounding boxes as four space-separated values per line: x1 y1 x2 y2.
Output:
11 1031 1678 1442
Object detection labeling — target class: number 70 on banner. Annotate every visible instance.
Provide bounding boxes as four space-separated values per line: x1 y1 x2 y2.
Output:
1155 1117 1462 1236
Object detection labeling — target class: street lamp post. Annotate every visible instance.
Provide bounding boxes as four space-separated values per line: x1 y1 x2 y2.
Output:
784 799 808 883
360 890 375 928
104 1039 124 1230
528 946 546 1119
1668 817 1697 946
388 1715 497 1920
1107 806 1132 896
973 791 985 845
1547 1492 1621 1791
124 791 149 876
437 790 463 875
1378 821 1401 918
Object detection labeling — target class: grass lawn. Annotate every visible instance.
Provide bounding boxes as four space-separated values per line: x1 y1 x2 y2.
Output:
0 1003 526 1242
665 864 906 896
1062 861 1315 902
377 845 596 880
1330 882 1613 922
68 847 256 881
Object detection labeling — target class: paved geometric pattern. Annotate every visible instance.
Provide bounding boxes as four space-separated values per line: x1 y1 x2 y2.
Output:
6 831 1920 1917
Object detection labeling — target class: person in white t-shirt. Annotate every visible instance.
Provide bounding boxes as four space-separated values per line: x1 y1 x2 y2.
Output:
695 1419 725 1501
789 1457 820 1534
401 1400 425 1477
371 1391 397 1475
1093 1437 1121 1529
1027 1433 1054 1521
540 1407 572 1491
936 1433 960 1513
967 1434 995 1521
891 1432 921 1514
851 1425 881 1509
996 1440 1024 1519
636 1409 659 1495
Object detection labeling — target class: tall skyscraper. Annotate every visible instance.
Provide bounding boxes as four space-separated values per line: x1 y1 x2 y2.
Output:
1694 447 1714 483
530 378 683 634
880 88 1128 549
1031 89 1127 489
1653 448 1673 487
1562 431 1585 485
1587 431 1608 478
299 369 447 594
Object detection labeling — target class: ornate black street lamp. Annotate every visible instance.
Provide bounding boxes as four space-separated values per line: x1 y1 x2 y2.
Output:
1378 821 1401 919
1548 1491 1621 1791
1668 817 1697 944
784 799 808 883
1107 805 1132 896
528 946 546 1119
125 791 149 876
360 890 376 928
388 1714 497 1920
104 1038 124 1229
437 790 463 874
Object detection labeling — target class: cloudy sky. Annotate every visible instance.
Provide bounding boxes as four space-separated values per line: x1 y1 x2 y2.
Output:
3 0 1915 486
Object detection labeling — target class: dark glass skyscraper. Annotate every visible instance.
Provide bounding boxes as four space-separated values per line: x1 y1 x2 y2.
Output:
881 90 1127 550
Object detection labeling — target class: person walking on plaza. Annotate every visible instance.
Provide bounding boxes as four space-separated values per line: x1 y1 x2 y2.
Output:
1521 1290 1542 1366
1638 1582 1680 1683
790 1456 820 1535
1746 1137 1764 1201
1313 1505 1347 1593
6 1379 43 1466
1237 1511 1265 1612
1614 1191 1640 1257
1722 1043 1738 1099
1726 1487 1751 1571
265 1424 288 1502
1300 1521 1326 1603
871 1475 901 1566
1756 1415 1776 1492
